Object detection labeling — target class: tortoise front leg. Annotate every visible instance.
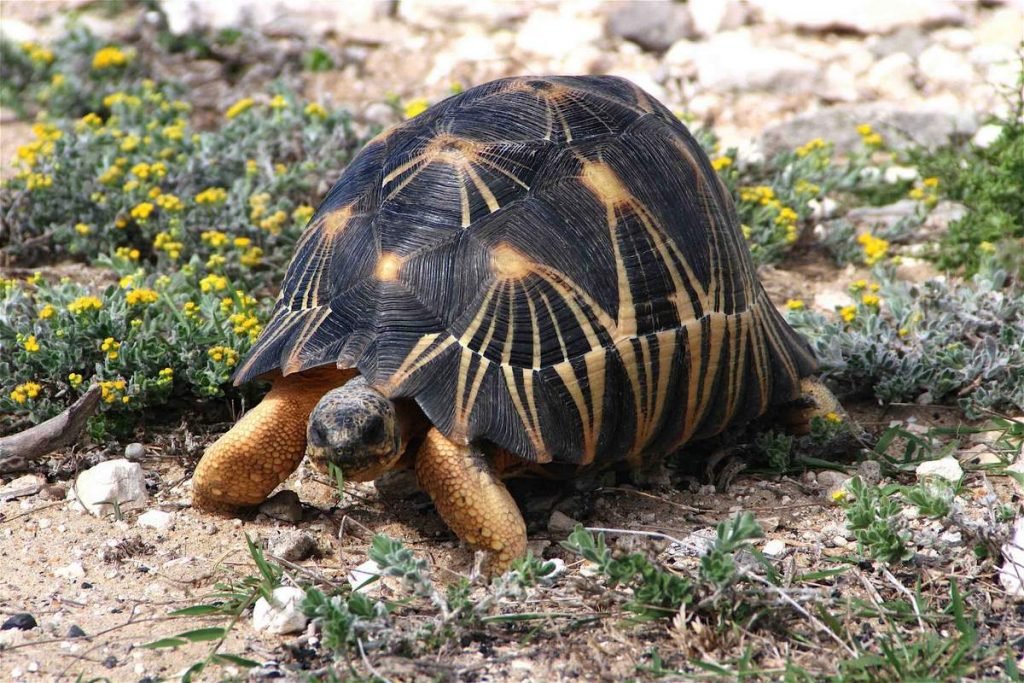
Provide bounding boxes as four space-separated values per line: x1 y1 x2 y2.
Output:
193 368 356 512
415 428 527 574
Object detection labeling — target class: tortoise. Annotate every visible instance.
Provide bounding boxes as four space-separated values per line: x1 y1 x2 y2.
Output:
192 75 842 571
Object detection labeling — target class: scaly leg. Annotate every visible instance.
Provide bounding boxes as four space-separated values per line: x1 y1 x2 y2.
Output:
415 428 527 574
193 368 356 512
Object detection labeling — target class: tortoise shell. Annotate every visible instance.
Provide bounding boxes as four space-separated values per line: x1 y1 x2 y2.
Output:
234 75 817 466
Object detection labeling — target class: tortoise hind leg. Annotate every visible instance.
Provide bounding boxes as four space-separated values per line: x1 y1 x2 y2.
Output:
415 428 527 574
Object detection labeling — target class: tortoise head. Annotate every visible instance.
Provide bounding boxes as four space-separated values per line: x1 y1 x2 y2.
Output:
306 376 403 482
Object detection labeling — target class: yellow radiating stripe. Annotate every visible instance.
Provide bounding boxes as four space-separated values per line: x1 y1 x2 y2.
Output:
235 310 304 379
501 281 517 365
453 348 474 434
583 349 607 465
476 153 531 190
653 329 678 440
282 305 332 374
537 289 569 362
551 99 572 141
458 284 498 346
554 362 594 463
502 366 548 459
533 263 618 340
634 201 701 324
458 168 471 228
383 155 432 200
463 162 500 213
524 283 542 369
750 307 771 410
382 333 455 394
382 151 428 184
617 340 643 462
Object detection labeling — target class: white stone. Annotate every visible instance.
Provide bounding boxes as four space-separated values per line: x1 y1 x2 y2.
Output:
689 0 745 36
917 45 976 89
747 0 963 34
515 9 603 60
69 459 148 517
999 518 1024 599
884 165 919 183
693 30 819 92
348 560 383 594
915 457 963 483
864 53 917 98
55 561 86 581
822 63 859 102
138 509 174 531
808 197 839 220
813 289 855 313
972 124 1003 149
763 539 787 557
252 586 308 635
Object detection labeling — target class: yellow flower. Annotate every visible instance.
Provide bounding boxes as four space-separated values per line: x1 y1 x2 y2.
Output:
115 246 141 261
200 274 229 293
38 304 55 320
274 163 287 175
774 206 799 226
830 489 847 503
51 73 65 86
68 373 84 388
27 173 53 190
122 179 140 193
183 301 200 318
78 112 103 128
120 135 141 152
22 42 54 65
162 123 184 140
740 224 752 240
260 210 288 234
855 123 873 136
207 345 240 367
794 179 821 196
824 412 842 424
130 202 154 221
856 233 890 266
98 166 123 185
795 138 827 157
156 193 183 212
233 236 252 248
849 279 868 293
68 296 103 314
101 337 122 360
158 367 174 381
10 381 43 404
861 293 881 307
248 192 271 220
130 162 151 179
978 241 995 254
206 254 227 269
304 102 328 119
225 97 255 119
195 187 227 204
92 46 129 70
922 176 939 188
403 98 429 119
785 299 805 311
241 246 264 267
269 94 288 109
24 335 40 353
839 305 857 323
126 288 159 305
739 185 776 205
74 222 92 236
98 379 127 404
201 230 229 248
292 205 315 223
711 156 732 171
898 327 910 338
245 159 258 175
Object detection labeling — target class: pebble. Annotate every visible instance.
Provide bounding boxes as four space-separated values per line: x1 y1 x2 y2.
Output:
917 44 977 89
124 442 146 459
0 474 45 501
856 460 883 486
55 561 86 581
763 539 787 557
999 518 1024 598
67 625 86 638
915 456 963 483
607 1 693 52
815 470 848 489
259 490 303 523
547 510 580 537
693 30 819 92
253 586 309 634
1 613 37 631
137 509 174 531
749 0 964 34
68 459 148 517
269 531 316 561
972 123 1003 149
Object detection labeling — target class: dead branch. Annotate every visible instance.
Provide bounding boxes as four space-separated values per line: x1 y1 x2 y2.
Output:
0 384 101 473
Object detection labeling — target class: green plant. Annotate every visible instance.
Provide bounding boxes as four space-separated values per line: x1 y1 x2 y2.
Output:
843 478 912 564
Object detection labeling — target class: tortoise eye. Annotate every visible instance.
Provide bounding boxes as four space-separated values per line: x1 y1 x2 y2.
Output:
361 416 385 445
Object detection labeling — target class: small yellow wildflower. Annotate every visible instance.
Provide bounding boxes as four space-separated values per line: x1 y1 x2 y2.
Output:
740 224 752 240
122 179 140 193
115 246 141 261
38 304 55 320
711 156 732 171
839 305 857 323
861 293 881 307
201 231 229 248
794 179 821 196
795 138 827 157
739 185 776 205
274 163 287 175
92 46 129 70
207 345 240 367
98 379 127 404
225 97 255 119
130 202 155 221
830 489 848 503
248 192 271 220
403 98 429 119
101 337 122 360
195 187 227 204
200 274 229 293
120 135 140 152
10 381 43 405
27 173 53 190
119 274 136 289
74 222 92 236
245 159 258 175
269 94 288 109
292 205 315 224
785 299 805 311
98 166 123 185
126 288 159 305
156 193 183 212
241 246 264 267
824 412 842 424
856 232 890 266
68 373 84 388
183 301 200 318
67 296 103 314
130 162 151 179
206 254 227 269
51 73 65 86
79 112 103 128
774 206 798 226
22 42 54 65
922 176 939 188
898 327 910 338
162 123 184 140
24 335 40 353
978 241 995 254
158 367 174 382
304 102 328 119
233 236 252 248
260 210 288 234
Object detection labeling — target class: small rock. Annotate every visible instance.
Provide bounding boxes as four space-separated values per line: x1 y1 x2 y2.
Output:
269 531 316 562
883 165 918 184
856 460 883 486
808 197 839 221
846 199 919 233
748 0 964 34
515 9 603 60
763 539 787 557
102 655 117 668
895 257 942 282
939 530 962 546
259 490 302 523
668 529 716 558
999 518 1024 599
831 536 849 548
813 288 855 313
815 470 848 489
69 459 148 517
138 509 174 531
348 559 383 594
1 613 37 631
39 484 67 501
66 625 86 638
124 442 146 460
957 444 1002 468
915 456 963 483
362 102 396 128
917 44 976 90
864 52 917 99
607 1 693 52
55 561 86 581
0 474 45 501
688 0 745 36
253 586 309 635
921 200 968 237
547 510 580 537
693 30 819 92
